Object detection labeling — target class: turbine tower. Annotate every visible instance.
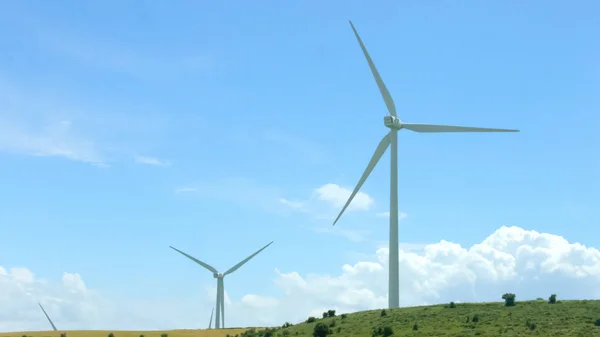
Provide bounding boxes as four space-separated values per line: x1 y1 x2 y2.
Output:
38 303 57 331
208 308 214 329
170 241 274 329
333 21 520 309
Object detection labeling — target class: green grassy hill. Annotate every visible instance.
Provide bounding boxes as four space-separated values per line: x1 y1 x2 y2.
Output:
244 300 600 337
3 300 600 337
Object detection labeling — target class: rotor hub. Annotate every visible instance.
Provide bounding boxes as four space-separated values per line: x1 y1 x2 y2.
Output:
384 116 402 130
213 273 224 279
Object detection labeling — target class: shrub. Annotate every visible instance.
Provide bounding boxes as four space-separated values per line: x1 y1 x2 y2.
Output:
341 314 347 320
336 327 341 333
595 319 600 327
282 322 293 328
449 301 456 308
502 293 516 307
306 316 317 323
60 333 67 337
382 326 393 337
549 294 557 304
108 333 115 337
313 323 330 337
412 323 419 331
263 329 274 337
536 297 544 301
329 320 336 327
140 335 145 337
161 334 168 337
327 309 336 317
380 309 387 317
282 330 290 337
526 320 536 330
472 315 480 323
322 312 328 318
465 316 470 323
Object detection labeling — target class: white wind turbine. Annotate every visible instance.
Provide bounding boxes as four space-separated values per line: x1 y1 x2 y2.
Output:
170 241 274 329
38 302 58 331
333 21 520 309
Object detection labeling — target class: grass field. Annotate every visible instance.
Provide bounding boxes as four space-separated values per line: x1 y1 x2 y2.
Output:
3 300 600 337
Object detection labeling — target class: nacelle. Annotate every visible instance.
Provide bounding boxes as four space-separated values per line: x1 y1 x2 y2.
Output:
384 115 402 129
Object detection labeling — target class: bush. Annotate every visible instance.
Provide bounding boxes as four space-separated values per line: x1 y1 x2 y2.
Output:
328 320 336 327
382 326 393 337
140 335 145 337
306 316 317 323
322 312 328 318
282 322 293 328
282 330 290 337
536 297 544 301
595 319 600 327
108 333 115 337
502 293 516 307
412 323 419 331
526 320 536 330
336 327 341 333
327 309 336 317
161 334 168 337
313 323 330 337
263 329 274 337
549 294 557 304
60 333 67 337
449 301 456 308
380 309 387 317
341 314 347 320
472 315 480 323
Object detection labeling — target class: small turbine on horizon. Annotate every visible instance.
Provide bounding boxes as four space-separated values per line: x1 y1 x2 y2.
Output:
333 21 519 310
170 241 274 329
38 302 57 331
208 308 214 329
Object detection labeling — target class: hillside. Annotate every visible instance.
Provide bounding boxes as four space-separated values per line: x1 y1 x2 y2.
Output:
3 300 600 337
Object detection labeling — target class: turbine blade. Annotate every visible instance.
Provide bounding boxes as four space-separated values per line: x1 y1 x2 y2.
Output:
223 241 274 275
402 123 520 133
349 21 397 117
38 303 57 331
333 132 392 226
169 246 219 274
209 308 214 329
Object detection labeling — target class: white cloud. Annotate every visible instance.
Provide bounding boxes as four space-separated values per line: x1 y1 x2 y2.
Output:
280 184 376 222
0 118 108 167
2 226 600 331
314 184 374 211
134 155 170 167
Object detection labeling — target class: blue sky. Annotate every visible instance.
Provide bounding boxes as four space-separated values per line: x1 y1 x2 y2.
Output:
1 0 599 329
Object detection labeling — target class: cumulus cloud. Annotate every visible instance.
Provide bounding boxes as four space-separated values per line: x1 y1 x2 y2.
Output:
2 226 600 331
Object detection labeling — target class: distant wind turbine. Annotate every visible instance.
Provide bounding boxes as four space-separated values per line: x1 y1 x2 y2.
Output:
208 308 214 329
333 21 520 309
170 241 274 329
38 303 57 331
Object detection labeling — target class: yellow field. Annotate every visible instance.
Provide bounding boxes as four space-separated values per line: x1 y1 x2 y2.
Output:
0 329 249 337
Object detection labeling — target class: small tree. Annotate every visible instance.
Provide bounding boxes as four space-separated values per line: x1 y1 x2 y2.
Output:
322 312 328 318
380 309 387 317
108 333 115 337
306 316 317 323
502 293 516 307
341 314 347 320
549 294 557 304
327 309 336 317
313 323 330 337
412 323 418 331
449 301 456 308
472 315 480 323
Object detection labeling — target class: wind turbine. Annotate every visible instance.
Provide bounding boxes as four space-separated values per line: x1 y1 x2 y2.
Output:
208 308 214 329
333 21 519 309
38 302 57 331
170 241 274 329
